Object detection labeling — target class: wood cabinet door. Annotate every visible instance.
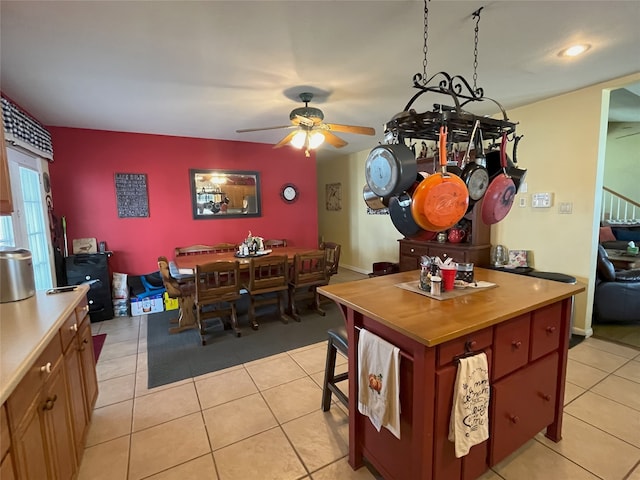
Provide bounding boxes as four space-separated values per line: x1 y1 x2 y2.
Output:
0 451 16 480
78 320 99 414
12 400 49 480
43 362 77 480
65 343 88 462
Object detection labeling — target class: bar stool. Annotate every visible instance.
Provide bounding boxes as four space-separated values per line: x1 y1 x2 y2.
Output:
321 325 349 411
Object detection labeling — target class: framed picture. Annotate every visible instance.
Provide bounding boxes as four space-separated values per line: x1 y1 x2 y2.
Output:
190 169 261 219
326 183 342 211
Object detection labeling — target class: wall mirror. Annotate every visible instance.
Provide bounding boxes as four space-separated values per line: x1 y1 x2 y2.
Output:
190 169 261 219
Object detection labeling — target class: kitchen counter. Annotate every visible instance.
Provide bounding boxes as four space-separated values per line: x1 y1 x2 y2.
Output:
318 268 585 480
0 285 89 404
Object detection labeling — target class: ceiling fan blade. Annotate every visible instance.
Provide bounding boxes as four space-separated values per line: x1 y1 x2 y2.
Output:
273 131 298 149
322 131 348 148
324 123 376 136
236 125 293 133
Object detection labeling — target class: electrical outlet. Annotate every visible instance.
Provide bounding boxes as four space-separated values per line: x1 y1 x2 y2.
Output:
559 202 573 214
519 197 527 208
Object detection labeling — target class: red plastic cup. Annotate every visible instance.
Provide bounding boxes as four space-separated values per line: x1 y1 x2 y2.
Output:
439 266 457 291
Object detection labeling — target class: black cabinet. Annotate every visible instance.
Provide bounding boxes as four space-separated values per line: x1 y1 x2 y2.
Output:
65 254 113 321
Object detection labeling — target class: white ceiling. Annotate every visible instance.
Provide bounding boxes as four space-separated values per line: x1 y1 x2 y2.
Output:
1 1 639 160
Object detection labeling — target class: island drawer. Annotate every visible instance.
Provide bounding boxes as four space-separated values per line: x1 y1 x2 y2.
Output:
75 296 89 325
437 327 492 367
7 333 63 425
530 302 563 361
492 313 531 380
59 311 80 351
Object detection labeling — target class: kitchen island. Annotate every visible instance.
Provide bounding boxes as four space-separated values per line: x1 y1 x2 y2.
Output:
318 268 584 480
0 286 98 479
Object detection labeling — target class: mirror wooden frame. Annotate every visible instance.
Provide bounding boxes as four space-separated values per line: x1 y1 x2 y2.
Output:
190 169 261 219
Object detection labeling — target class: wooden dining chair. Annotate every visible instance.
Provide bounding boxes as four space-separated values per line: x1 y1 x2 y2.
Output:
194 260 242 345
263 239 287 248
287 250 329 322
320 241 341 278
175 243 238 257
243 255 290 330
157 256 196 333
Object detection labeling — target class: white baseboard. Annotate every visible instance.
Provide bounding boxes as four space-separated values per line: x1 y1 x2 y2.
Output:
572 326 593 338
339 264 370 275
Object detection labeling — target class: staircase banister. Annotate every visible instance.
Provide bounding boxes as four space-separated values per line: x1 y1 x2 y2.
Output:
603 186 640 209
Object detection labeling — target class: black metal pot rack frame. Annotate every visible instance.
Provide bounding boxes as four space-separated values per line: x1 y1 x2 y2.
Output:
384 71 518 145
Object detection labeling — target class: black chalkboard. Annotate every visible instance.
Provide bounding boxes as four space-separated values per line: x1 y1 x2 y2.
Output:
114 173 149 218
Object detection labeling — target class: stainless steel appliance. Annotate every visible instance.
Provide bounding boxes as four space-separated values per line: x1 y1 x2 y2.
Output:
0 248 36 303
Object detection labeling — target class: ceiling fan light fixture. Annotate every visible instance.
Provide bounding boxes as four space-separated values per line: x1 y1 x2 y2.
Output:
309 131 325 149
290 130 307 149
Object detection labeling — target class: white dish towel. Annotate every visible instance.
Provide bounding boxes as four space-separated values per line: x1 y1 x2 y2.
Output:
357 329 401 439
448 352 490 458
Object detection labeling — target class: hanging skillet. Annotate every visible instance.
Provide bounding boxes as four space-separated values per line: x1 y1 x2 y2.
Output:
459 120 489 211
365 143 418 198
410 125 469 232
481 132 517 225
389 173 433 238
507 135 527 193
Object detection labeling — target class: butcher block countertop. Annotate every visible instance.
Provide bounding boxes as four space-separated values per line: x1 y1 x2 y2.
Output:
318 268 584 347
0 285 89 404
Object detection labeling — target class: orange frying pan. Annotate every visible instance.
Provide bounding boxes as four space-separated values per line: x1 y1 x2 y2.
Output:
410 126 469 232
481 132 517 225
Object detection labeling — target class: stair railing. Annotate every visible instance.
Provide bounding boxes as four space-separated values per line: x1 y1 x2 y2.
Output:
601 187 640 224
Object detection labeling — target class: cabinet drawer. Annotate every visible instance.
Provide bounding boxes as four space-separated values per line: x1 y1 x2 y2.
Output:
7 333 63 426
399 242 429 257
427 246 466 263
492 313 531 380
438 327 492 368
530 302 563 361
490 352 558 465
1 403 9 460
60 311 80 352
76 296 89 325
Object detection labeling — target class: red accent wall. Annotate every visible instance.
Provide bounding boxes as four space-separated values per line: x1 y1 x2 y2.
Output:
48 127 318 275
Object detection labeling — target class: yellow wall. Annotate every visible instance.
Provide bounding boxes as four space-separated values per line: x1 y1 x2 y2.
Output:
605 121 640 204
317 72 640 336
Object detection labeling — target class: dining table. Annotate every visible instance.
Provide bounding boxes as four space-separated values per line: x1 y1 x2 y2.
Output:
169 246 322 333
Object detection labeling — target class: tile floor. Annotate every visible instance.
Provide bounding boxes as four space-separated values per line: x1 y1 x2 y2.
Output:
79 268 640 480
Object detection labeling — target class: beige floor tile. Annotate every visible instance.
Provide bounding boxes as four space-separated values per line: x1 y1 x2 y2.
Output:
145 453 218 480
492 439 599 480
202 392 278 450
582 336 640 359
94 373 135 408
243 351 288 368
289 343 330 375
263 376 323 423
214 427 307 480
310 361 348 389
245 354 307 390
134 369 192 397
77 435 130 480
288 340 327 355
98 337 139 361
98 326 141 344
537 413 640 480
137 336 147 354
129 412 211 480
591 374 640 410
96 353 138 382
136 351 148 372
282 408 349 472
311 457 377 479
195 368 258 409
475 470 504 480
565 392 640 447
566 358 609 389
614 359 640 384
86 399 133 446
193 363 243 381
563 381 586 406
569 344 630 372
133 382 201 431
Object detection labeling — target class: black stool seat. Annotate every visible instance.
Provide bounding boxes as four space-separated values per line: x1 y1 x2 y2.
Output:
527 271 577 284
322 325 349 411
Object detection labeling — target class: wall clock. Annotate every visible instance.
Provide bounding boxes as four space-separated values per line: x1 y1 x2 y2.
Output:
280 183 299 203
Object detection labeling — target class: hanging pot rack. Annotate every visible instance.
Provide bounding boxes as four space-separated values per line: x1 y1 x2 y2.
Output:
383 4 518 145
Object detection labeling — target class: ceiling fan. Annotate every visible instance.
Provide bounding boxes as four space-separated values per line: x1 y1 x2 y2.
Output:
236 92 376 157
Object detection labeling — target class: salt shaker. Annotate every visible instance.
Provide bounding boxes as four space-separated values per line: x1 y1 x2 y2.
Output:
430 276 442 295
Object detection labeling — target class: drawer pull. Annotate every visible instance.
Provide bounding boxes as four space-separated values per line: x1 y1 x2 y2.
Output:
79 338 89 351
43 394 58 411
467 340 477 349
542 393 552 402
512 340 522 349
509 415 519 424
410 248 415 253
70 323 78 332
83 305 90 313
40 362 52 374
546 326 556 334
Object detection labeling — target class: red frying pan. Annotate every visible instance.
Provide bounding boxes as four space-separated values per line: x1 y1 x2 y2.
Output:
481 132 517 225
410 126 469 232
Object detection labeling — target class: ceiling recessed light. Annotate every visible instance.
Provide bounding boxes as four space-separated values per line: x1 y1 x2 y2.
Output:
559 44 591 57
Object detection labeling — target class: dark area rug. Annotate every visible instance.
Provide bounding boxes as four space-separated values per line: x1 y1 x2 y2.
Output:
146 299 344 389
92 333 107 362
